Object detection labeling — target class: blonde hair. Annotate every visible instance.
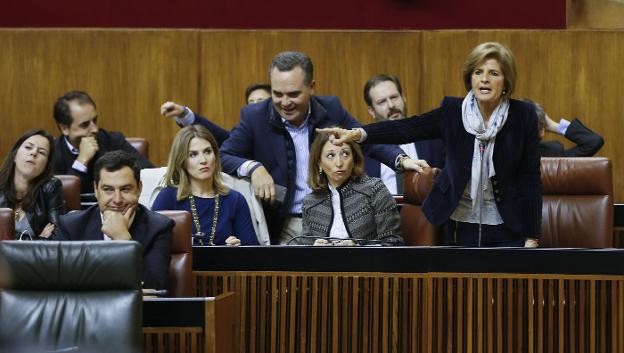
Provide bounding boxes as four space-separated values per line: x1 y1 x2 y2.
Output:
163 125 228 200
308 131 365 192
462 42 517 97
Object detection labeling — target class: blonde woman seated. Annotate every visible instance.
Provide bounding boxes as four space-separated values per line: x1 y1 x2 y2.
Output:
152 125 258 246
301 133 403 246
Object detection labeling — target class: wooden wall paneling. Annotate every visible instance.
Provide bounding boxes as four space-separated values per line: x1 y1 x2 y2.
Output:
0 29 200 167
568 0 624 29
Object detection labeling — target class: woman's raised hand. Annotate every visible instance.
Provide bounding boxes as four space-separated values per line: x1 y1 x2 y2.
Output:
316 127 362 145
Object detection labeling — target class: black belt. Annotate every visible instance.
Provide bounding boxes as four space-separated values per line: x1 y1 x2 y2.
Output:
287 213 302 218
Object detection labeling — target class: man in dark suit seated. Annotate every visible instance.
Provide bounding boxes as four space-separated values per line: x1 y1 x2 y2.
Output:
529 100 604 157
53 91 154 193
362 74 445 194
54 151 173 289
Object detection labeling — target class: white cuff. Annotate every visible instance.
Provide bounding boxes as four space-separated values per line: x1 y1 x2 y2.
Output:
72 160 88 173
237 160 261 177
557 118 571 135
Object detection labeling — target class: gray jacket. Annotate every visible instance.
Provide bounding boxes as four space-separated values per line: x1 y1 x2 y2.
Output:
301 176 403 246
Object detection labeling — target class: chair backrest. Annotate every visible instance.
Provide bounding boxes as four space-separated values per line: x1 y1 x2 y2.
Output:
126 137 149 160
55 174 82 211
400 168 441 245
0 208 15 241
400 158 614 248
158 210 194 297
0 241 142 353
540 157 613 248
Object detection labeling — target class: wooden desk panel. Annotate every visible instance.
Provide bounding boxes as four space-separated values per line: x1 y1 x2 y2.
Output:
194 272 623 353
143 292 238 353
190 247 624 353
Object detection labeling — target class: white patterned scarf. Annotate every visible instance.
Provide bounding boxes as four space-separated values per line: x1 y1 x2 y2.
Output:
461 91 510 208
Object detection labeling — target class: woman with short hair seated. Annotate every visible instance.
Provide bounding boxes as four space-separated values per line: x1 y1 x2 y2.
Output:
152 125 258 246
300 132 403 246
0 129 64 240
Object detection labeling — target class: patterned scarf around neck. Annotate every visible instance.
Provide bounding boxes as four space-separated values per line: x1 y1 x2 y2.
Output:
461 91 510 208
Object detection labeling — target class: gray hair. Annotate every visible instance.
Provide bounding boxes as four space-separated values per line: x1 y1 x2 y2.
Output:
269 51 314 85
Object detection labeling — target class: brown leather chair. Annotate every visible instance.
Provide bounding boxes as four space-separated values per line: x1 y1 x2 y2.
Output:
126 137 149 160
400 158 614 248
0 208 15 241
55 175 81 211
540 157 613 248
400 168 441 245
157 210 194 297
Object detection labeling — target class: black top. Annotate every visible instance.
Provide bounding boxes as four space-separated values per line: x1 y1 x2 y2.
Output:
0 177 64 238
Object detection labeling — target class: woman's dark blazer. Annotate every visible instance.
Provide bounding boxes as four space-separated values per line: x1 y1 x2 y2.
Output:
0 177 65 238
363 97 542 239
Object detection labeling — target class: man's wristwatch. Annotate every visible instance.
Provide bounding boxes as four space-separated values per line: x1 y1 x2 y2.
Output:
395 154 410 172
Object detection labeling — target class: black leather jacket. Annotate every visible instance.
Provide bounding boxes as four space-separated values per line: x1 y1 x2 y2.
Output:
0 177 65 239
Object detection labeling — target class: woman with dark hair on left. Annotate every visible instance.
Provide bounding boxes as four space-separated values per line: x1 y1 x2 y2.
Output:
0 129 64 240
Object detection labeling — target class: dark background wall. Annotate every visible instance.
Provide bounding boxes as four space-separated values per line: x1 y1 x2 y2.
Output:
1 0 566 29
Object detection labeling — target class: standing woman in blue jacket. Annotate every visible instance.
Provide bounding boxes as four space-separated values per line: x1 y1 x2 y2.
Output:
0 129 64 240
320 42 542 248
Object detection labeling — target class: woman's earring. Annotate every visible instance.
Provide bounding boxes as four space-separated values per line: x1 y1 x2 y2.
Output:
502 89 507 95
319 167 323 176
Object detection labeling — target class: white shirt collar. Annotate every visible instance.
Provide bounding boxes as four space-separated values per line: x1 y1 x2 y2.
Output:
63 136 80 155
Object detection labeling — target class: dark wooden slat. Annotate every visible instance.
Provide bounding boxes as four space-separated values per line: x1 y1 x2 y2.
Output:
181 272 624 353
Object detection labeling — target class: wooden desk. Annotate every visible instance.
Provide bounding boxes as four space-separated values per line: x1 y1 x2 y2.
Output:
143 292 238 353
191 246 624 353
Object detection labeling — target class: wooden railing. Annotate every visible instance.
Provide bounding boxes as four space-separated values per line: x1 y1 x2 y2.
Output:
194 271 623 353
188 247 624 353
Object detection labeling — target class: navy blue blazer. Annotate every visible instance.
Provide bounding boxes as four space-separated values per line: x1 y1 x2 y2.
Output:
220 96 403 240
364 139 445 178
364 97 542 239
54 204 173 289
539 118 604 157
